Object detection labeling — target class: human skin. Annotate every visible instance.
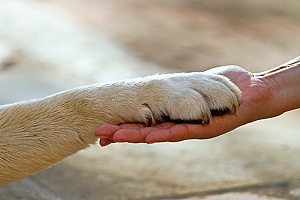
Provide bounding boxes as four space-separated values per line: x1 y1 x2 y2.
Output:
95 57 300 146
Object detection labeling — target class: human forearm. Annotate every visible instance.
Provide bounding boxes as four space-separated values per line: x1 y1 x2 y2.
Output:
260 56 300 118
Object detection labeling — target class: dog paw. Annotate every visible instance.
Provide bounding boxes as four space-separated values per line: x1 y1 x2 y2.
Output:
137 72 241 125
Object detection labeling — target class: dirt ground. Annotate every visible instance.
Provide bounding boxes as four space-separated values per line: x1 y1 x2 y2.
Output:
54 0 300 71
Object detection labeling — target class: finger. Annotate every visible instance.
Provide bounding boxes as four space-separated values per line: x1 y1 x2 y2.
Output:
99 138 115 147
146 115 237 143
146 122 221 143
112 122 176 143
113 126 160 143
95 124 121 139
95 123 146 138
155 122 177 129
119 123 146 129
95 124 145 141
146 124 194 143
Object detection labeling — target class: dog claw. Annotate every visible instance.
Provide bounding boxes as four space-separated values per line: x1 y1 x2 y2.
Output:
202 114 210 125
230 104 237 114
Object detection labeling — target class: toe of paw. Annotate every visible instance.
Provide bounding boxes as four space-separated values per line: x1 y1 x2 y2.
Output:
210 108 230 116
210 104 238 116
157 113 211 125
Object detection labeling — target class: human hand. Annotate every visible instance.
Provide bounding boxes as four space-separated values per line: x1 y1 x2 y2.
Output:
95 65 274 146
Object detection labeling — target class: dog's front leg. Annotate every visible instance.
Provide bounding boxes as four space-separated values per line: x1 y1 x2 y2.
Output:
0 83 121 185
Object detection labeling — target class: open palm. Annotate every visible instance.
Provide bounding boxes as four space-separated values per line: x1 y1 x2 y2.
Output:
95 65 274 146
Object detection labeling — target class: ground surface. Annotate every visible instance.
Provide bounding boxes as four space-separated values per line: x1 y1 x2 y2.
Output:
0 0 300 199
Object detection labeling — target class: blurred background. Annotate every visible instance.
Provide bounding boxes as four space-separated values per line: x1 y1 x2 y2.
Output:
0 0 299 199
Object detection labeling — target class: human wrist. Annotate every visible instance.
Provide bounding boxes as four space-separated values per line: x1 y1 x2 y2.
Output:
260 57 300 117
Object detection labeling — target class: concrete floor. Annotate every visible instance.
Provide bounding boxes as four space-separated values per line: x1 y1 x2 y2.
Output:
0 1 300 199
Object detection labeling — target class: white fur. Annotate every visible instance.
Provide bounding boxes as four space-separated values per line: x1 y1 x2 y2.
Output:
0 72 241 185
